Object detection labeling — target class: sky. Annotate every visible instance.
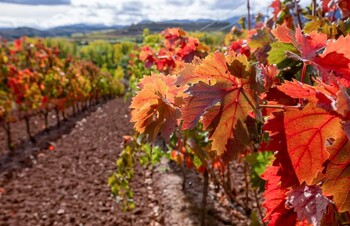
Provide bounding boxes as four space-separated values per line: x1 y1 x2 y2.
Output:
0 0 310 29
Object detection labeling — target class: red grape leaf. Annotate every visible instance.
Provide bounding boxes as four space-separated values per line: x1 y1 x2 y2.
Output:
313 35 350 86
339 0 350 17
265 103 343 185
270 0 281 21
261 165 298 226
313 52 350 86
322 0 336 12
286 184 331 226
262 111 299 187
180 81 227 129
130 73 182 141
179 52 257 156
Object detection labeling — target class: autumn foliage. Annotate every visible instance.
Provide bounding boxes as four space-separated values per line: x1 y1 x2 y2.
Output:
123 1 350 225
0 37 124 148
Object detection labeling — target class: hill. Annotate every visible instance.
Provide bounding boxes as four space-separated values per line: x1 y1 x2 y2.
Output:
0 16 242 40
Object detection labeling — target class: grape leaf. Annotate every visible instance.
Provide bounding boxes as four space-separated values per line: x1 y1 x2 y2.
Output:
313 52 350 86
264 103 343 185
248 28 272 49
130 73 182 141
271 25 327 61
338 0 350 17
319 132 350 212
312 35 350 86
177 52 243 86
319 35 350 59
261 165 298 226
277 79 318 100
178 51 258 156
267 42 298 65
286 184 331 226
262 111 299 187
245 151 274 190
336 87 350 117
270 0 281 21
256 64 280 91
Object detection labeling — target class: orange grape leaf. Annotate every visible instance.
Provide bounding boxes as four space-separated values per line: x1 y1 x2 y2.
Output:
256 64 280 90
319 132 350 212
130 73 182 141
265 103 343 185
277 79 318 100
176 52 230 86
320 35 350 59
175 57 202 86
179 52 257 156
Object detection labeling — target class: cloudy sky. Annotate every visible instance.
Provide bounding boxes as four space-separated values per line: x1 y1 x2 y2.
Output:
0 0 310 29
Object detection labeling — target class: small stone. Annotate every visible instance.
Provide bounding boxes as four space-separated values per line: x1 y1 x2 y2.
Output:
149 194 155 200
145 178 152 185
133 208 143 215
153 206 160 217
57 209 65 215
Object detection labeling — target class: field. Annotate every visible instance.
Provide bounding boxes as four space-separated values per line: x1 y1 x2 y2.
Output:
1 1 350 226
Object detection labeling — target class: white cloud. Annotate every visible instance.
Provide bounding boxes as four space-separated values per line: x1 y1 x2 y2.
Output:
0 0 311 29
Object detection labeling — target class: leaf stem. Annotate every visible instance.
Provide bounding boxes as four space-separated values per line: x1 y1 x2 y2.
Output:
259 104 285 109
244 162 249 211
253 189 266 226
300 63 307 105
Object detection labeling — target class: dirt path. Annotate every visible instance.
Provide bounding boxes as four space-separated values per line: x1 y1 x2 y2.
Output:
0 98 153 226
0 98 258 226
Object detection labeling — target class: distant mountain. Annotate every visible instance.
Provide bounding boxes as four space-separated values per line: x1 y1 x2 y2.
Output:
0 26 49 40
222 16 241 24
0 16 245 41
161 19 194 24
195 19 214 23
0 24 125 40
46 23 124 37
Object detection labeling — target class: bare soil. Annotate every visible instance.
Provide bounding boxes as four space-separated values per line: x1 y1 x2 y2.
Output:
0 98 261 226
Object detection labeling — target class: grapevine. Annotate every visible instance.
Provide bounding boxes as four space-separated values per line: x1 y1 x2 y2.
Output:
110 0 350 225
0 37 124 150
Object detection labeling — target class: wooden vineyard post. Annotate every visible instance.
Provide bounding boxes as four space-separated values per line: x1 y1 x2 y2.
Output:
24 115 35 143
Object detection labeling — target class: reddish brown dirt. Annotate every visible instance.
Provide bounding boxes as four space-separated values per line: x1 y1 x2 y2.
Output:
0 98 262 226
0 98 153 226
